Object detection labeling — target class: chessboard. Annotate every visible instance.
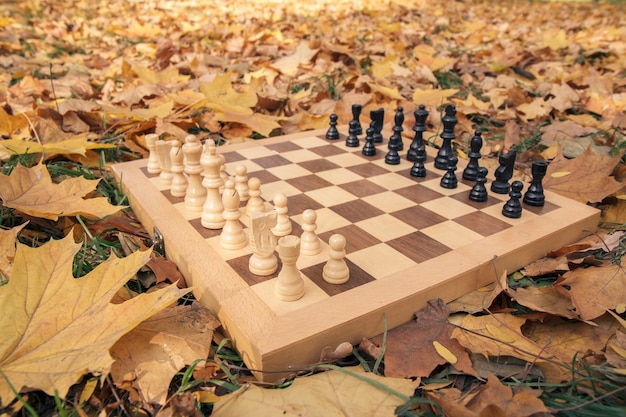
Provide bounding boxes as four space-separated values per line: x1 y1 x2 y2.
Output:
112 124 599 381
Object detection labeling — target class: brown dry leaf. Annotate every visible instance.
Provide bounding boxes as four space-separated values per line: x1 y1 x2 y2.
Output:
212 366 417 417
509 286 577 319
375 299 476 378
543 146 623 203
0 163 124 221
0 223 27 281
110 304 219 405
447 283 499 314
0 234 188 403
451 313 554 365
522 256 570 276
605 330 626 369
558 263 626 320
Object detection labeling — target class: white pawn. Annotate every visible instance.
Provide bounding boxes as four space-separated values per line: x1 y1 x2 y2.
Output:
155 140 173 187
323 234 349 284
200 140 225 229
246 177 265 216
274 235 305 302
220 180 247 250
249 211 278 276
234 165 249 201
169 139 188 198
145 133 161 174
271 193 292 237
300 209 321 256
182 134 206 212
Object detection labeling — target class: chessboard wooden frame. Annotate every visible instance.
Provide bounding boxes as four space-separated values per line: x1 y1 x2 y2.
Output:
112 128 600 381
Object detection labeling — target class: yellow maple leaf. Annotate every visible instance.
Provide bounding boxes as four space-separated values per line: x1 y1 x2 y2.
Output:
200 73 258 109
0 223 26 281
132 64 189 85
412 88 459 107
0 163 124 221
270 41 319 77
0 108 31 140
368 82 404 100
0 234 189 403
0 137 116 157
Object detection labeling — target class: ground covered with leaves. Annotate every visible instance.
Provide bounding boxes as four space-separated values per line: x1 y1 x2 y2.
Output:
1 0 626 415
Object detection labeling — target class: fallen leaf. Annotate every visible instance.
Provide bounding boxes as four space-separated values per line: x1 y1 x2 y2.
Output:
0 223 27 281
412 88 459 107
0 234 188 403
0 163 124 221
271 41 319 77
558 264 626 320
375 299 476 378
509 286 577 319
110 304 219 405
543 146 623 203
212 366 417 417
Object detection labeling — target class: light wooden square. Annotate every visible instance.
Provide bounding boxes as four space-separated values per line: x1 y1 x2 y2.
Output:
362 191 415 212
420 220 484 249
356 214 417 241
306 186 357 207
347 243 416 278
316 168 364 185
420 196 477 219
367 172 420 190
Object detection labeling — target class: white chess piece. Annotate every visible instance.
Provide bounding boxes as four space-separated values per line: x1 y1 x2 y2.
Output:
220 180 247 250
274 235 305 301
249 211 278 276
300 209 321 256
155 140 173 187
271 193 292 237
182 134 207 212
145 133 161 174
200 140 225 229
169 139 188 198
323 234 349 284
234 164 249 202
246 177 265 216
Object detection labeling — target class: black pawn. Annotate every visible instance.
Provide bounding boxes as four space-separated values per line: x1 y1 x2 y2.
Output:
351 104 363 135
362 127 377 156
370 108 384 143
469 167 489 202
523 161 547 206
408 105 428 162
410 151 426 177
491 150 517 194
435 104 457 170
389 106 404 151
502 181 524 219
346 120 360 147
326 113 340 140
440 155 458 189
462 130 483 181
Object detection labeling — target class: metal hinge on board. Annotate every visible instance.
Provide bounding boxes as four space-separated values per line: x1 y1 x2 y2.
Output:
152 226 166 258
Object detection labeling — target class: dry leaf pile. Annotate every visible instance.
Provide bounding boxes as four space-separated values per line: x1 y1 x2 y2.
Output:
1 0 626 415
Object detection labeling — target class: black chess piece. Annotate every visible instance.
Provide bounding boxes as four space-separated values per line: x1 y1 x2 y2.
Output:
435 104 457 170
386 107 403 165
326 113 340 140
469 167 489 202
410 151 426 177
491 150 517 194
440 155 458 189
362 127 377 156
408 105 428 162
351 104 363 136
523 161 547 206
390 106 404 151
346 120 360 147
502 180 524 218
462 130 483 181
370 108 384 143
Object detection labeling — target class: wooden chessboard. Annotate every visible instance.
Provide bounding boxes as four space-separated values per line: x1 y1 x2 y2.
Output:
112 128 600 381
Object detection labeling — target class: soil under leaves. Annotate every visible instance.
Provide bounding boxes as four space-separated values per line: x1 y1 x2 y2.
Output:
1 0 626 415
